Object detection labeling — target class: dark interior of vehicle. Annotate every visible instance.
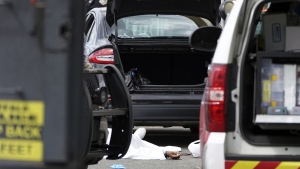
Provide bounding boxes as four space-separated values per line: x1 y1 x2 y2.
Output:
120 50 212 85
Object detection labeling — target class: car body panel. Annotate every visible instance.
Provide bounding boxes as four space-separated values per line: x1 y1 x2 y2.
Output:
202 133 226 169
84 8 111 58
212 0 243 64
200 1 244 167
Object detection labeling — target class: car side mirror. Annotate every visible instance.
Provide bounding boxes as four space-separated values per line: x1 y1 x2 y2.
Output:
189 27 222 52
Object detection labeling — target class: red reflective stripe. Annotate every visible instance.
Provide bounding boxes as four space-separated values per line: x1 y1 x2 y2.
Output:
225 160 237 169
254 161 281 169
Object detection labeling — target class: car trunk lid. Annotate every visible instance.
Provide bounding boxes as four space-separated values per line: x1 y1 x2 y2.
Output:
105 0 220 26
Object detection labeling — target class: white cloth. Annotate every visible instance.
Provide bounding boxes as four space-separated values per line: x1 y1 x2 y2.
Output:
106 128 181 160
188 140 201 157
122 134 166 160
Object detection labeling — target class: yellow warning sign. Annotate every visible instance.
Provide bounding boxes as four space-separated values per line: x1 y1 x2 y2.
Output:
0 100 44 162
5 125 42 139
0 100 44 125
0 139 43 161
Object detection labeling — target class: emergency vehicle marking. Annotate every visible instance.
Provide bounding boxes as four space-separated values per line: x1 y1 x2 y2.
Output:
231 161 260 169
0 100 44 162
226 160 300 169
276 162 300 169
0 139 43 161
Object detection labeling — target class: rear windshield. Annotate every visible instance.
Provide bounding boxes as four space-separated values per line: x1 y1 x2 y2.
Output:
112 15 200 38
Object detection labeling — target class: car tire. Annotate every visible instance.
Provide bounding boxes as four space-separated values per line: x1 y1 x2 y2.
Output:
81 82 93 158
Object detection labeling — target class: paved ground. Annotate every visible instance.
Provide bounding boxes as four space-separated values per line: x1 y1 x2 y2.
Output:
88 126 201 169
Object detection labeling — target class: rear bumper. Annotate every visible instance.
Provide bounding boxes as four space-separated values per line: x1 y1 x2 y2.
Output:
131 93 201 126
202 132 300 169
132 104 200 126
202 132 226 169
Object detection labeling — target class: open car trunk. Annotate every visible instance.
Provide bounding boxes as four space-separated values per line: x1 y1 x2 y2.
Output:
240 0 300 147
118 44 212 89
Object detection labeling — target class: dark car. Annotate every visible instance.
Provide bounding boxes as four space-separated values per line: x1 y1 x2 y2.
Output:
84 0 221 132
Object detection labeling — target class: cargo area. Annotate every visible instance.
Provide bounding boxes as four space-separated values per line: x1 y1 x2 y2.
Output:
240 1 300 146
119 50 212 86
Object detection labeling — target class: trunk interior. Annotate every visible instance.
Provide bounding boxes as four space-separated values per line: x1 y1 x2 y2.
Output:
119 50 213 86
240 0 300 146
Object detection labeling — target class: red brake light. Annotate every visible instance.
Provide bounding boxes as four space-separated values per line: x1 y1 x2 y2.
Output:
204 64 227 132
88 48 114 64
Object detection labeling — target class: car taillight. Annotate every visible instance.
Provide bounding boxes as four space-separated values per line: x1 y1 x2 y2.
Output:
88 48 114 64
204 64 227 132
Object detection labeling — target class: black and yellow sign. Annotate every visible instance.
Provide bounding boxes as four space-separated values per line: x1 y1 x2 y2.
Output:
0 100 44 162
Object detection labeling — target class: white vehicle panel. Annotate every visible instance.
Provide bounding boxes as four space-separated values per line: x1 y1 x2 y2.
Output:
212 0 244 64
226 132 300 155
203 132 226 169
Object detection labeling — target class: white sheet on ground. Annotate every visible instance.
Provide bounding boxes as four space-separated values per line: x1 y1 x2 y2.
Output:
106 128 181 160
122 134 166 160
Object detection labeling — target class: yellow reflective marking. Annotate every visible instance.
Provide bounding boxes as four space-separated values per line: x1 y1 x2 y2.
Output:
0 100 44 125
262 80 271 103
271 101 277 107
0 139 43 161
272 75 278 81
276 162 300 169
231 161 260 169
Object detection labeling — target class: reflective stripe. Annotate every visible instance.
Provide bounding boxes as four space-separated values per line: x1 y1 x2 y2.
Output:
225 161 238 169
276 162 300 169
225 161 300 169
231 161 260 169
255 161 281 168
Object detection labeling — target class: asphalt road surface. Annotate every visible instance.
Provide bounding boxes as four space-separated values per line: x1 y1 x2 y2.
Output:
88 126 201 169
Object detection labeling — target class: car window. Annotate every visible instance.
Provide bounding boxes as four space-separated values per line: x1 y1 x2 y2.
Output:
84 15 95 42
85 14 95 36
87 21 95 42
114 15 199 38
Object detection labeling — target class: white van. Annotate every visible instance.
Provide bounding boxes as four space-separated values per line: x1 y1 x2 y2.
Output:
190 0 300 168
